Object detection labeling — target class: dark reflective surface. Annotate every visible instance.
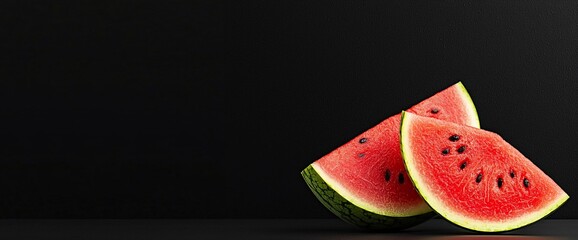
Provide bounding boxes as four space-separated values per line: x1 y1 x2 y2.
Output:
0 219 571 240
425 236 563 240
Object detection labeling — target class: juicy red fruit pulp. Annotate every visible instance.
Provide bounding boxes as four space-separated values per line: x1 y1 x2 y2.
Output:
402 112 567 224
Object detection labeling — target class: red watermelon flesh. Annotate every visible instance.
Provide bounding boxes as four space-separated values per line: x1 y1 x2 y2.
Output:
311 82 479 218
400 112 569 232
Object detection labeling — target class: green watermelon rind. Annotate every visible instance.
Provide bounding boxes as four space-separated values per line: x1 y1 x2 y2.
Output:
301 164 436 231
399 111 570 233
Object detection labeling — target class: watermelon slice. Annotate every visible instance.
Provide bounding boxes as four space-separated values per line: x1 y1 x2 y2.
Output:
400 112 569 232
301 82 480 230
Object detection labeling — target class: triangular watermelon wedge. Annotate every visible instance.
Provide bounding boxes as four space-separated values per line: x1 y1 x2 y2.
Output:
400 111 569 232
302 82 479 230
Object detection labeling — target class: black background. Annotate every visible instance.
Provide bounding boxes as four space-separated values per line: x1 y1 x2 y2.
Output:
0 0 576 218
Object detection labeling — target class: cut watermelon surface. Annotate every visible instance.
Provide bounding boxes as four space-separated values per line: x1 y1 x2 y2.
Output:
302 82 479 230
400 112 569 232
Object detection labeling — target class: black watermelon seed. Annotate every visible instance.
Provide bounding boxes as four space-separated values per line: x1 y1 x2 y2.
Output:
457 145 466 154
358 153 365 158
385 170 391 182
449 135 460 142
497 178 503 188
431 108 439 114
359 138 367 144
398 173 404 184
476 173 483 183
510 171 515 178
459 161 467 170
442 148 450 155
523 178 530 188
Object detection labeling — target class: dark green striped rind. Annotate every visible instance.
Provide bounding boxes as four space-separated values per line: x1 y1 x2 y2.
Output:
301 165 436 231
